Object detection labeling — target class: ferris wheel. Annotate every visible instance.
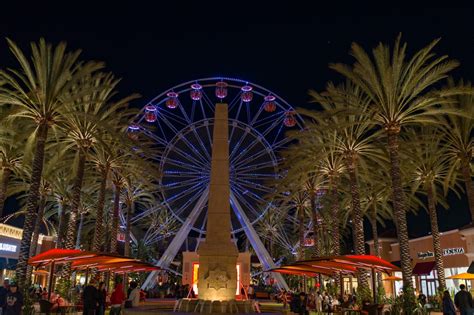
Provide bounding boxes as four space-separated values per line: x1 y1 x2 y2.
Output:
128 77 303 288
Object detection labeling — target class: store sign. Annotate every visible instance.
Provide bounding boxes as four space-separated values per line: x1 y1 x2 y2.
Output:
443 247 464 256
417 247 465 259
417 251 434 259
0 243 17 252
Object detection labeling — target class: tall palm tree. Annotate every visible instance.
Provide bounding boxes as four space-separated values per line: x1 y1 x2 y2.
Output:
0 124 28 218
0 38 103 286
440 79 474 220
403 128 460 289
330 35 460 289
61 73 138 251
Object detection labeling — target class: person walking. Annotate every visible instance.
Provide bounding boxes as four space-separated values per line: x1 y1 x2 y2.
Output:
454 284 473 315
127 282 140 308
110 283 126 315
83 280 99 315
97 282 106 315
443 290 456 315
290 292 309 315
4 283 23 315
0 279 10 315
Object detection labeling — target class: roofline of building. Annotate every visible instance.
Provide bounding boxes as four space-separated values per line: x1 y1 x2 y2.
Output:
388 229 460 246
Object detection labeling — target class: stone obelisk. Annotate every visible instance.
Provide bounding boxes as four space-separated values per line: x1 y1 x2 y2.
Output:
197 103 239 301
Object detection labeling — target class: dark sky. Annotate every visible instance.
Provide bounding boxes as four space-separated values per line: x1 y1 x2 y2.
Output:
1 2 473 238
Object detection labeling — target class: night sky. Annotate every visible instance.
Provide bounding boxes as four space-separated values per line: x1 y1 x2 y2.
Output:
1 2 473 238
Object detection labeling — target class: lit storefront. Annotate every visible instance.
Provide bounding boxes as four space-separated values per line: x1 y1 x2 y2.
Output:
182 251 250 298
0 223 55 282
367 227 474 297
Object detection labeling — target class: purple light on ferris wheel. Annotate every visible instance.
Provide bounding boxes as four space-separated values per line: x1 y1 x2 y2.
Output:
241 85 253 102
190 83 202 101
215 81 228 99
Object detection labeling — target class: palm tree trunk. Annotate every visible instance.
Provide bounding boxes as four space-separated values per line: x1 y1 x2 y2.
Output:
330 179 341 256
298 206 305 260
64 150 86 249
461 159 474 223
0 168 12 218
109 183 121 253
370 200 382 287
124 200 133 256
26 195 46 281
345 156 369 289
426 183 446 289
75 212 85 249
345 156 365 255
55 199 65 248
311 192 321 257
387 130 413 289
16 122 49 288
93 166 108 251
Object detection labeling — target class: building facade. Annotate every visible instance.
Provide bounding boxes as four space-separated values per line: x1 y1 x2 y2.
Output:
367 226 474 296
0 223 54 282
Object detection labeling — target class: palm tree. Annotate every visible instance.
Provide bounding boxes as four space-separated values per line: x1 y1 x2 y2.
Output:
440 79 474 220
0 124 28 218
0 38 103 286
61 73 138 251
403 128 460 289
330 35 460 289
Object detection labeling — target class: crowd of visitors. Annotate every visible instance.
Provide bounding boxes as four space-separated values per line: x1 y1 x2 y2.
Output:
275 289 358 314
0 280 23 315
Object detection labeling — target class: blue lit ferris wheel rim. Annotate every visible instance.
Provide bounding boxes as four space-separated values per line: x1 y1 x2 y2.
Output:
130 77 305 235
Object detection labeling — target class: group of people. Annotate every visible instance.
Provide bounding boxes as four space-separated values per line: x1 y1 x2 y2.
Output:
0 280 23 315
277 289 354 314
82 279 143 315
443 284 474 315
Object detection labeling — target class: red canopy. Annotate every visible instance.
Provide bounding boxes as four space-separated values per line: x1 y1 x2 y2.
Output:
295 255 400 273
412 261 435 276
28 249 96 266
28 249 160 273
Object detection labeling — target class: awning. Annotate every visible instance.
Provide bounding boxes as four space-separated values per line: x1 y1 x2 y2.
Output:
447 272 474 280
412 261 435 276
28 249 160 273
295 255 400 273
467 261 474 274
28 249 96 266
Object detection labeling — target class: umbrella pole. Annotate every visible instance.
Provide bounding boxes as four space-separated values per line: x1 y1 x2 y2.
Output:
339 273 343 298
48 260 55 300
371 268 377 304
85 267 90 285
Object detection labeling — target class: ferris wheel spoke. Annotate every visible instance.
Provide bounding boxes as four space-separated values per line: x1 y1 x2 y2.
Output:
234 178 274 194
236 159 277 173
171 145 209 169
163 159 204 173
165 156 206 172
229 127 251 161
260 116 284 138
231 187 264 222
131 203 165 224
234 172 278 179
188 125 212 161
230 134 265 165
177 99 193 125
234 149 276 169
176 134 210 165
253 111 284 129
164 181 206 205
137 127 168 147
233 182 270 205
201 90 217 113
163 176 207 190
248 101 265 126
